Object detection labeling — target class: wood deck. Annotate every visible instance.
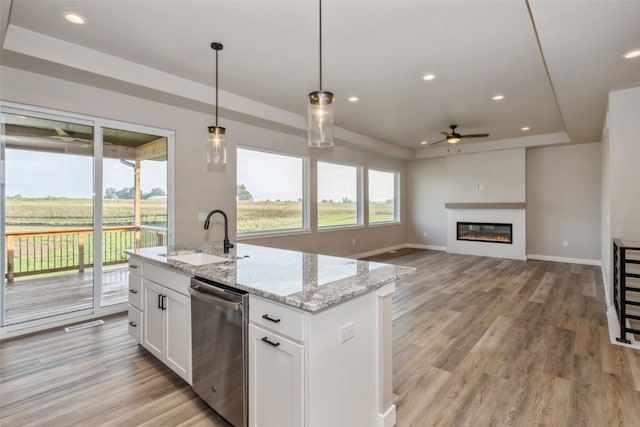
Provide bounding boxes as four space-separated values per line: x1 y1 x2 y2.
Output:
1 249 639 426
3 267 128 326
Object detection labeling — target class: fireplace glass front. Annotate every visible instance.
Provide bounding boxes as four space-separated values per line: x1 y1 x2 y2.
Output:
457 222 512 244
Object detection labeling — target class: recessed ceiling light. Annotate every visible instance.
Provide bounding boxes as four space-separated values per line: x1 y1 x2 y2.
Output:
623 49 640 59
348 96 359 102
422 73 436 81
420 141 428 145
64 12 86 24
521 126 530 131
492 94 504 101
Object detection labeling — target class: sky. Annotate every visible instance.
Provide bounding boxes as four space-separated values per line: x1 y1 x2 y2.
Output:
237 148 395 202
5 149 167 198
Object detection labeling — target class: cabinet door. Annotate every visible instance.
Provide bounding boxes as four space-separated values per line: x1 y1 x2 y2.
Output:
165 288 191 384
248 324 303 427
142 280 165 360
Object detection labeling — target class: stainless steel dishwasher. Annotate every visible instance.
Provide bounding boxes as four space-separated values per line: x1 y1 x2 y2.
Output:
190 276 248 427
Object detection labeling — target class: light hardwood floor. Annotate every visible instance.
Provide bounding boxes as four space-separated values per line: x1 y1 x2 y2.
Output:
1 249 639 426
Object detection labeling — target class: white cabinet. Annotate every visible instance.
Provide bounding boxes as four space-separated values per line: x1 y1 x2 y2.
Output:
142 279 191 383
248 323 304 427
127 257 192 385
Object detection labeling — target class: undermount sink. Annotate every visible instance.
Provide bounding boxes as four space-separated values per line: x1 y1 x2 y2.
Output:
166 252 231 266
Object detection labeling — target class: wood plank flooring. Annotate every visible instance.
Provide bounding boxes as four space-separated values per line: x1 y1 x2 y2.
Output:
1 249 639 426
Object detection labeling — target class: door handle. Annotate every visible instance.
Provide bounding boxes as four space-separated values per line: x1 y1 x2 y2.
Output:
161 295 167 310
129 321 137 327
158 294 163 310
129 289 138 294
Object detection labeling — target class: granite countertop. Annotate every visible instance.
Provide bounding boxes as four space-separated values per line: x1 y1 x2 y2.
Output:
125 243 415 313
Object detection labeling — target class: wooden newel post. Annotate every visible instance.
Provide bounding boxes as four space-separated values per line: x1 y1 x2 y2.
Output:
78 233 85 273
6 235 15 283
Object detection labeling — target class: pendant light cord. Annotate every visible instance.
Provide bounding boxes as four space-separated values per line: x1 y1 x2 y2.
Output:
319 0 323 91
215 48 219 127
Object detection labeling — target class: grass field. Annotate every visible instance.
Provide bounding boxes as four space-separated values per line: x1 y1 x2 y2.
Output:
237 201 394 232
4 198 167 231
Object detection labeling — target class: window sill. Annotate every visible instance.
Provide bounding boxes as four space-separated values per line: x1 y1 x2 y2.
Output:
317 224 365 233
237 228 311 240
368 221 401 227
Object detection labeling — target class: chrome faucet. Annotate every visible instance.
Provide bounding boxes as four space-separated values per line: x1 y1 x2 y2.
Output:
203 209 234 254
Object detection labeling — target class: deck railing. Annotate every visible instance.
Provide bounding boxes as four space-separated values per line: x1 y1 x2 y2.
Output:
4 225 166 283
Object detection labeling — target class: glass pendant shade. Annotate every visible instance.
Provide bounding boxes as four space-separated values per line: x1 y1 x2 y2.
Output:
308 90 335 147
207 126 226 172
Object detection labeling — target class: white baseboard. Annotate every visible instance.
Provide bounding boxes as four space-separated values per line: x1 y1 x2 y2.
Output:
526 253 602 266
406 243 447 251
601 264 611 306
378 404 396 427
606 305 640 349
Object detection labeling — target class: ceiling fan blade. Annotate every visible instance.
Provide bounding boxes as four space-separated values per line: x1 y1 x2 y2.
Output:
461 133 490 138
440 131 450 136
429 138 447 145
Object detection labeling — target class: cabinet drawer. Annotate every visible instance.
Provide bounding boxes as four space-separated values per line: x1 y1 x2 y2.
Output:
128 274 142 310
128 306 142 343
145 263 191 296
128 258 144 276
249 296 305 342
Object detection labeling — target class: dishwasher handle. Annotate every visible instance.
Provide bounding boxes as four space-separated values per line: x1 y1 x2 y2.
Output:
190 282 242 311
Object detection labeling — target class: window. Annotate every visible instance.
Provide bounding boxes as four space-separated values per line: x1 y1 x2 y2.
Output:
237 147 305 234
317 162 360 228
368 169 398 224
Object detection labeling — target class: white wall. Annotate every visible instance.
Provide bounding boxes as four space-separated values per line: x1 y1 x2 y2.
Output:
526 142 601 262
406 157 447 248
608 86 640 243
1 65 406 257
446 148 526 203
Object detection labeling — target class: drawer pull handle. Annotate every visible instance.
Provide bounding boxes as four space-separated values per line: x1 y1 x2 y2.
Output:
262 314 281 323
129 289 138 294
129 321 137 327
129 265 139 269
261 337 280 347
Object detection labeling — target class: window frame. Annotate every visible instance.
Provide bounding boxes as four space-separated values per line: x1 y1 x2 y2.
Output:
316 160 364 231
236 145 309 238
367 167 400 225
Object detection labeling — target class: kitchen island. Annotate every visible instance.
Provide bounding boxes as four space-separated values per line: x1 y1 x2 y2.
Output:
125 243 415 427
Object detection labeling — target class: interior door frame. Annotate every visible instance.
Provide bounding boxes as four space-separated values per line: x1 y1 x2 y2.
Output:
0 101 175 338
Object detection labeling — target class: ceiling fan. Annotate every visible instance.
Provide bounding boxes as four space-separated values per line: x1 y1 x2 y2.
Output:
429 124 490 145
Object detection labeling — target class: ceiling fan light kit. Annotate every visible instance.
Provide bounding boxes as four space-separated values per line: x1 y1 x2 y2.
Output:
430 124 490 146
207 42 227 172
308 0 334 148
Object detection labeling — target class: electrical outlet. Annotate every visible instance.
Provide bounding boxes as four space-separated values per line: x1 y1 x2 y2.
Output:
475 182 484 191
563 240 569 247
198 212 208 221
352 238 356 245
423 231 428 237
339 322 355 344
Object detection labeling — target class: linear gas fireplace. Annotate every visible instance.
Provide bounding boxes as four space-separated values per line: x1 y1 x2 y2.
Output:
457 222 512 244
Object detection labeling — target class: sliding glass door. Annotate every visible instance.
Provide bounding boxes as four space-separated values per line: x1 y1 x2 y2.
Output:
1 103 173 331
1 112 95 325
100 127 168 307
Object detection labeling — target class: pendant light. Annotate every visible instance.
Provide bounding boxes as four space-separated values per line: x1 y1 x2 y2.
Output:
308 0 334 148
207 42 226 172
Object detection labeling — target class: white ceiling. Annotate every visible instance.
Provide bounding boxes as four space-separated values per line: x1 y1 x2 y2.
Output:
1 0 639 157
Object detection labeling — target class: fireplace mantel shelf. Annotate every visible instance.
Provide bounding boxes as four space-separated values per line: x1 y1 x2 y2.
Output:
445 202 526 210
